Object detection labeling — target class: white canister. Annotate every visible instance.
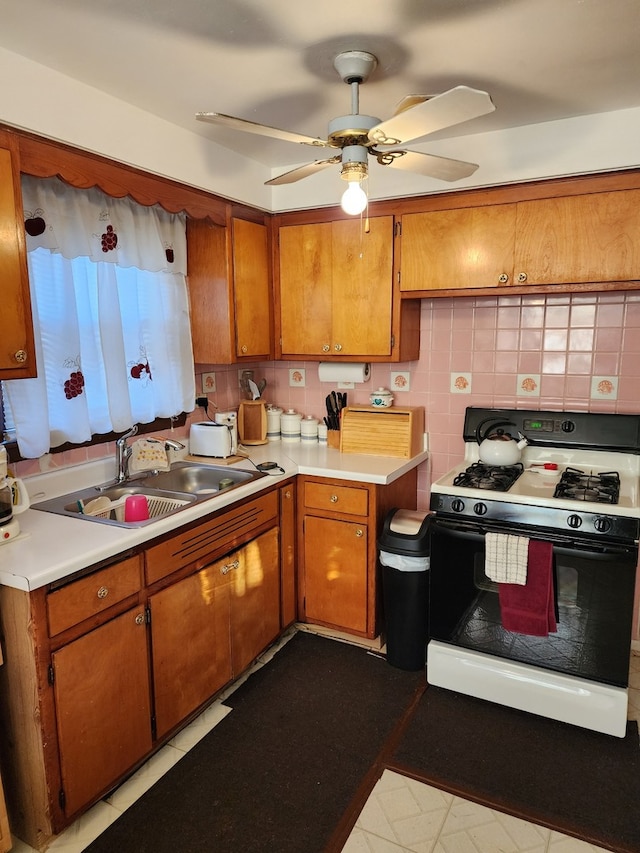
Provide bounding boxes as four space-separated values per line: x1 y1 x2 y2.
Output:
280 409 302 443
266 405 283 441
317 423 328 444
370 387 394 408
300 415 319 443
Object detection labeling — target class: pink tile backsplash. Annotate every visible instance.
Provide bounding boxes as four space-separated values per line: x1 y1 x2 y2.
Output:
14 291 639 516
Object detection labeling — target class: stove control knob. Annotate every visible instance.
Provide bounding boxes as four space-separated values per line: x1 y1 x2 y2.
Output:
561 419 576 433
451 499 465 513
473 502 488 516
594 516 612 534
567 514 582 529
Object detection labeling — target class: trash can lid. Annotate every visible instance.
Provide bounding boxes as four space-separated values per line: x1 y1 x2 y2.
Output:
378 508 431 556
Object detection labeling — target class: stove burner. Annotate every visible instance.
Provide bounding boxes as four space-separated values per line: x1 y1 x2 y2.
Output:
554 467 620 504
453 462 524 492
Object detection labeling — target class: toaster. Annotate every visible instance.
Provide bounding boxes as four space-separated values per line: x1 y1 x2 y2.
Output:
189 422 234 458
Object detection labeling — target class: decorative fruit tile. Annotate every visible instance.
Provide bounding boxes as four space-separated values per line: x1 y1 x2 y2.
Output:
289 368 305 387
450 372 472 393
201 372 216 393
590 375 618 400
390 371 411 392
517 373 541 396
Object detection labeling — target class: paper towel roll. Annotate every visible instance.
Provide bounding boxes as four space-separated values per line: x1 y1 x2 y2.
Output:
318 362 370 383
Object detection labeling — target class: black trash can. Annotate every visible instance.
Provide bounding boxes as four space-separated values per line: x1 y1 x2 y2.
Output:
378 508 431 671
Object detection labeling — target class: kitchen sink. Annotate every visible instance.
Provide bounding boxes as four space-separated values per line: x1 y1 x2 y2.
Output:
31 462 266 528
143 461 259 496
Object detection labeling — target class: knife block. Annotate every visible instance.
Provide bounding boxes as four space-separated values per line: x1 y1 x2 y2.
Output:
238 400 268 445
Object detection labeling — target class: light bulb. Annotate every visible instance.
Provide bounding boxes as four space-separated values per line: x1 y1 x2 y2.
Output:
340 181 368 215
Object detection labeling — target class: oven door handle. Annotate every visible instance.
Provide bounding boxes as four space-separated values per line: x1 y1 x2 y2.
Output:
430 517 638 557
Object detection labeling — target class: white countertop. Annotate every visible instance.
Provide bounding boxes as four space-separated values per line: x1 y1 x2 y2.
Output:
0 442 428 591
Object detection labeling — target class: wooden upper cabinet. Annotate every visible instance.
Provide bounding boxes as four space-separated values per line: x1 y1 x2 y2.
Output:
514 190 640 285
231 218 272 359
0 136 35 377
187 216 272 364
278 216 395 358
400 205 516 291
400 188 640 293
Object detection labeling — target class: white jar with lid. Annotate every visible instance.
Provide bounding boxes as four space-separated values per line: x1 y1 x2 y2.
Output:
280 409 302 442
266 405 283 441
370 387 394 408
300 415 319 443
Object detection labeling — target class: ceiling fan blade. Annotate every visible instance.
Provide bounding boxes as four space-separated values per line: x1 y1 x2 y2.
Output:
382 149 479 182
369 86 495 146
196 112 328 149
265 157 341 186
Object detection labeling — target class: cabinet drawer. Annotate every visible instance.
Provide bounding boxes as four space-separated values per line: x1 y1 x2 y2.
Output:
145 491 278 585
47 556 141 636
303 481 369 516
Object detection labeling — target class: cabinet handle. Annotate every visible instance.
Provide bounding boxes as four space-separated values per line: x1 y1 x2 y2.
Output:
241 344 248 353
322 344 330 352
498 273 509 284
284 490 292 499
14 349 28 363
333 343 343 352
97 586 109 599
517 272 527 283
134 613 145 626
355 529 363 537
220 558 240 575
330 494 339 503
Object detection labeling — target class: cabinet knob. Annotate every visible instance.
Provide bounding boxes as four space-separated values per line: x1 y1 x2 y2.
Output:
322 344 330 353
498 273 509 284
517 272 527 282
241 344 248 353
134 613 145 626
97 586 109 599
14 349 28 363
284 490 292 499
220 558 240 575
355 529 363 537
330 494 339 503
333 343 343 352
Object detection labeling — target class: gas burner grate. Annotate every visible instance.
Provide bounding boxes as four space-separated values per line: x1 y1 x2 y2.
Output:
554 468 620 504
453 462 524 492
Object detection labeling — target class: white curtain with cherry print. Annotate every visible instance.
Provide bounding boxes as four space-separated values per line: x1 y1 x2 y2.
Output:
5 176 195 458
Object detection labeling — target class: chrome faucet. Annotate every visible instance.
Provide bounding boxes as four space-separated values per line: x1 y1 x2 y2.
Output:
115 424 139 484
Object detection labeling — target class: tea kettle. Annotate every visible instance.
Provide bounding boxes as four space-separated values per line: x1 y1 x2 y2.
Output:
0 445 30 544
475 417 528 466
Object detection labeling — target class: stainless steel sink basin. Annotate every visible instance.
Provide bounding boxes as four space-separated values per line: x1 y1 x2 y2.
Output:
31 462 265 528
143 462 259 496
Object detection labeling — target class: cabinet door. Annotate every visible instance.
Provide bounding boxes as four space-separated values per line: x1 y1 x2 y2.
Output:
400 206 516 291
0 140 35 377
52 607 152 818
279 222 333 355
331 216 394 356
149 560 232 740
229 527 281 675
302 515 368 634
232 218 272 359
515 191 640 285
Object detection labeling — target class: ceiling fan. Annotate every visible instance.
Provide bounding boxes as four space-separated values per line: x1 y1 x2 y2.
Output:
196 50 495 214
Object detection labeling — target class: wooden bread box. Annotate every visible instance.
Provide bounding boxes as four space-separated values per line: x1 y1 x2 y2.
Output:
339 406 425 458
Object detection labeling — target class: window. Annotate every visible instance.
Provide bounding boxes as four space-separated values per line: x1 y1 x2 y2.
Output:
3 176 195 459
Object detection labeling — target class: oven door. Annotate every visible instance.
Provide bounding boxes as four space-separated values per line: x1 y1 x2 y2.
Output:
429 516 638 688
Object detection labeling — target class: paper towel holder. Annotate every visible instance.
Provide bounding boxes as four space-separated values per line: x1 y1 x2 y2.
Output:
318 362 370 383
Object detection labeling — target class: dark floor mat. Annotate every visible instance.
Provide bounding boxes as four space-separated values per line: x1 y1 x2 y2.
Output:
83 631 423 853
390 685 640 853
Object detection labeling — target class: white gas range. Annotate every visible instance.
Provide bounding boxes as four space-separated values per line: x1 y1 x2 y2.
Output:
427 407 640 738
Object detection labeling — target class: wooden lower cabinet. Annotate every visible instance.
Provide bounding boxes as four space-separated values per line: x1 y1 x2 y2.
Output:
297 470 418 638
149 557 233 740
229 527 281 675
52 606 152 817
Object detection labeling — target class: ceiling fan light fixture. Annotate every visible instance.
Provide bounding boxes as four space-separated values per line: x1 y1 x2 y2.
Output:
340 146 368 215
341 180 368 215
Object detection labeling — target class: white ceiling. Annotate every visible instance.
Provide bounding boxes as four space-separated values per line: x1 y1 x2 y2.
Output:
2 0 640 180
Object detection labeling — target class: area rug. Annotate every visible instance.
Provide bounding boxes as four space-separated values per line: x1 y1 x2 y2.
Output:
83 631 424 853
390 685 640 853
